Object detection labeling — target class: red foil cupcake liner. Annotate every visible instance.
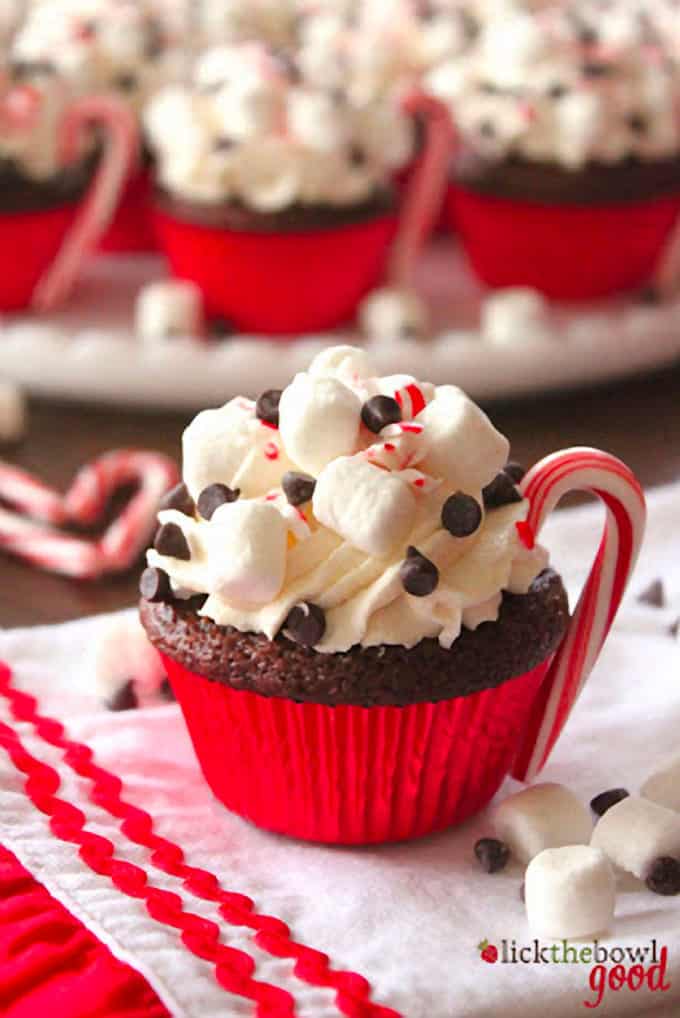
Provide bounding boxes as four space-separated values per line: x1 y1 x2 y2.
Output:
153 207 398 335
0 204 79 311
162 653 550 845
446 183 680 300
99 168 157 253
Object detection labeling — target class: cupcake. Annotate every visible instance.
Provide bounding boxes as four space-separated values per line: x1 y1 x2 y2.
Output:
140 344 571 844
145 43 419 334
12 0 182 251
427 4 680 299
0 62 137 310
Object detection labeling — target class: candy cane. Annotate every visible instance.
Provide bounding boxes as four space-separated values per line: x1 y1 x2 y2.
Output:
32 95 139 311
0 450 178 579
388 90 456 288
393 382 431 418
512 448 646 783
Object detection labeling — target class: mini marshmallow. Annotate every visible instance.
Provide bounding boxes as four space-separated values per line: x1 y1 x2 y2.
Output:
308 345 373 386
183 399 292 500
592 796 680 878
90 615 165 703
418 385 509 490
641 754 680 812
525 846 616 940
481 288 551 346
205 500 288 603
135 280 204 342
313 455 416 557
278 373 361 475
494 783 593 863
0 379 26 443
359 286 429 342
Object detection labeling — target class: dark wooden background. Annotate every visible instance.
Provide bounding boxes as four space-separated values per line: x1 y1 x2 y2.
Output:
3 364 680 628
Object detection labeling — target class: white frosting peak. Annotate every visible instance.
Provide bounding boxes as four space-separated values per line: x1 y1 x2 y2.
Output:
148 345 549 654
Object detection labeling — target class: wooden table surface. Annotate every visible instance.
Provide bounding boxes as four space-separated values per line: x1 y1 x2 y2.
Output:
3 364 680 629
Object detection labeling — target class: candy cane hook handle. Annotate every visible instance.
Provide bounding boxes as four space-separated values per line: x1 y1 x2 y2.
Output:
388 90 455 289
512 447 646 783
33 95 139 311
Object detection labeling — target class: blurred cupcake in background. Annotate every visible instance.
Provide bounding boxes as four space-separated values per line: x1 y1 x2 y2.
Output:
146 41 438 335
0 0 24 49
0 61 138 309
428 3 680 299
12 0 182 251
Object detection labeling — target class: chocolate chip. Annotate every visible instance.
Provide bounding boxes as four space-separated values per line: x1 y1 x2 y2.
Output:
504 461 526 485
283 602 326 647
478 120 496 138
10 59 55 79
645 856 680 896
627 113 647 134
519 881 525 903
638 578 666 608
154 522 191 560
114 71 137 92
139 566 173 603
399 546 439 597
255 389 282 427
578 25 598 45
474 837 511 874
160 482 195 517
214 135 235 152
108 680 138 712
159 677 175 702
361 395 402 434
479 81 499 95
582 61 612 78
548 82 567 100
144 19 164 60
348 143 367 167
441 492 482 537
669 618 680 639
282 471 316 507
197 483 240 520
482 472 522 510
590 787 630 817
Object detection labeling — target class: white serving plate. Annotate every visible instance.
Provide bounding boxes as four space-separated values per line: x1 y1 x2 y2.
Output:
1 241 679 409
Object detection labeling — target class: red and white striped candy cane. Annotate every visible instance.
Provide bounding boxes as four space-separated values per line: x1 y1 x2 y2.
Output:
512 447 646 783
33 95 139 311
393 382 431 419
0 450 178 579
388 89 456 289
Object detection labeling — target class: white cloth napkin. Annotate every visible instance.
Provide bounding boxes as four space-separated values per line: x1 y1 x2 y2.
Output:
0 483 679 1018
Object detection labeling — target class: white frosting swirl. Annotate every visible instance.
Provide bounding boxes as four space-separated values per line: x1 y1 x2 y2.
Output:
427 3 680 169
144 41 415 210
147 345 550 654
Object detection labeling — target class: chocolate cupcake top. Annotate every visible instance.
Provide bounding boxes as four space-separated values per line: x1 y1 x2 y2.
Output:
427 2 680 171
145 345 550 655
144 41 415 211
11 0 179 114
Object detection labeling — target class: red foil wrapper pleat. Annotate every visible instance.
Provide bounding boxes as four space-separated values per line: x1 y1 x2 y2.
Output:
163 653 550 845
0 203 79 311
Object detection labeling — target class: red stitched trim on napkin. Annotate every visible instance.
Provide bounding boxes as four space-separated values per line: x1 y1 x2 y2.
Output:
0 842 170 1018
0 663 403 1018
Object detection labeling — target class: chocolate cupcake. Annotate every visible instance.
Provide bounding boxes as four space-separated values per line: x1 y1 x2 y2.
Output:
140 344 570 844
144 43 420 334
428 3 680 298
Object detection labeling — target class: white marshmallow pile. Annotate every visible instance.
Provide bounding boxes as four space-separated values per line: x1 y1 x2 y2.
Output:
0 379 26 444
481 288 552 347
135 280 204 343
359 287 430 343
278 374 361 476
525 845 616 940
205 500 288 603
591 796 680 880
641 753 680 813
493 782 593 863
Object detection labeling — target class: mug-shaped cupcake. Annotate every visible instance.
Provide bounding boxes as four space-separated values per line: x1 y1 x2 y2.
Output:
145 44 452 335
12 0 180 252
0 66 138 310
140 344 645 845
428 5 680 299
